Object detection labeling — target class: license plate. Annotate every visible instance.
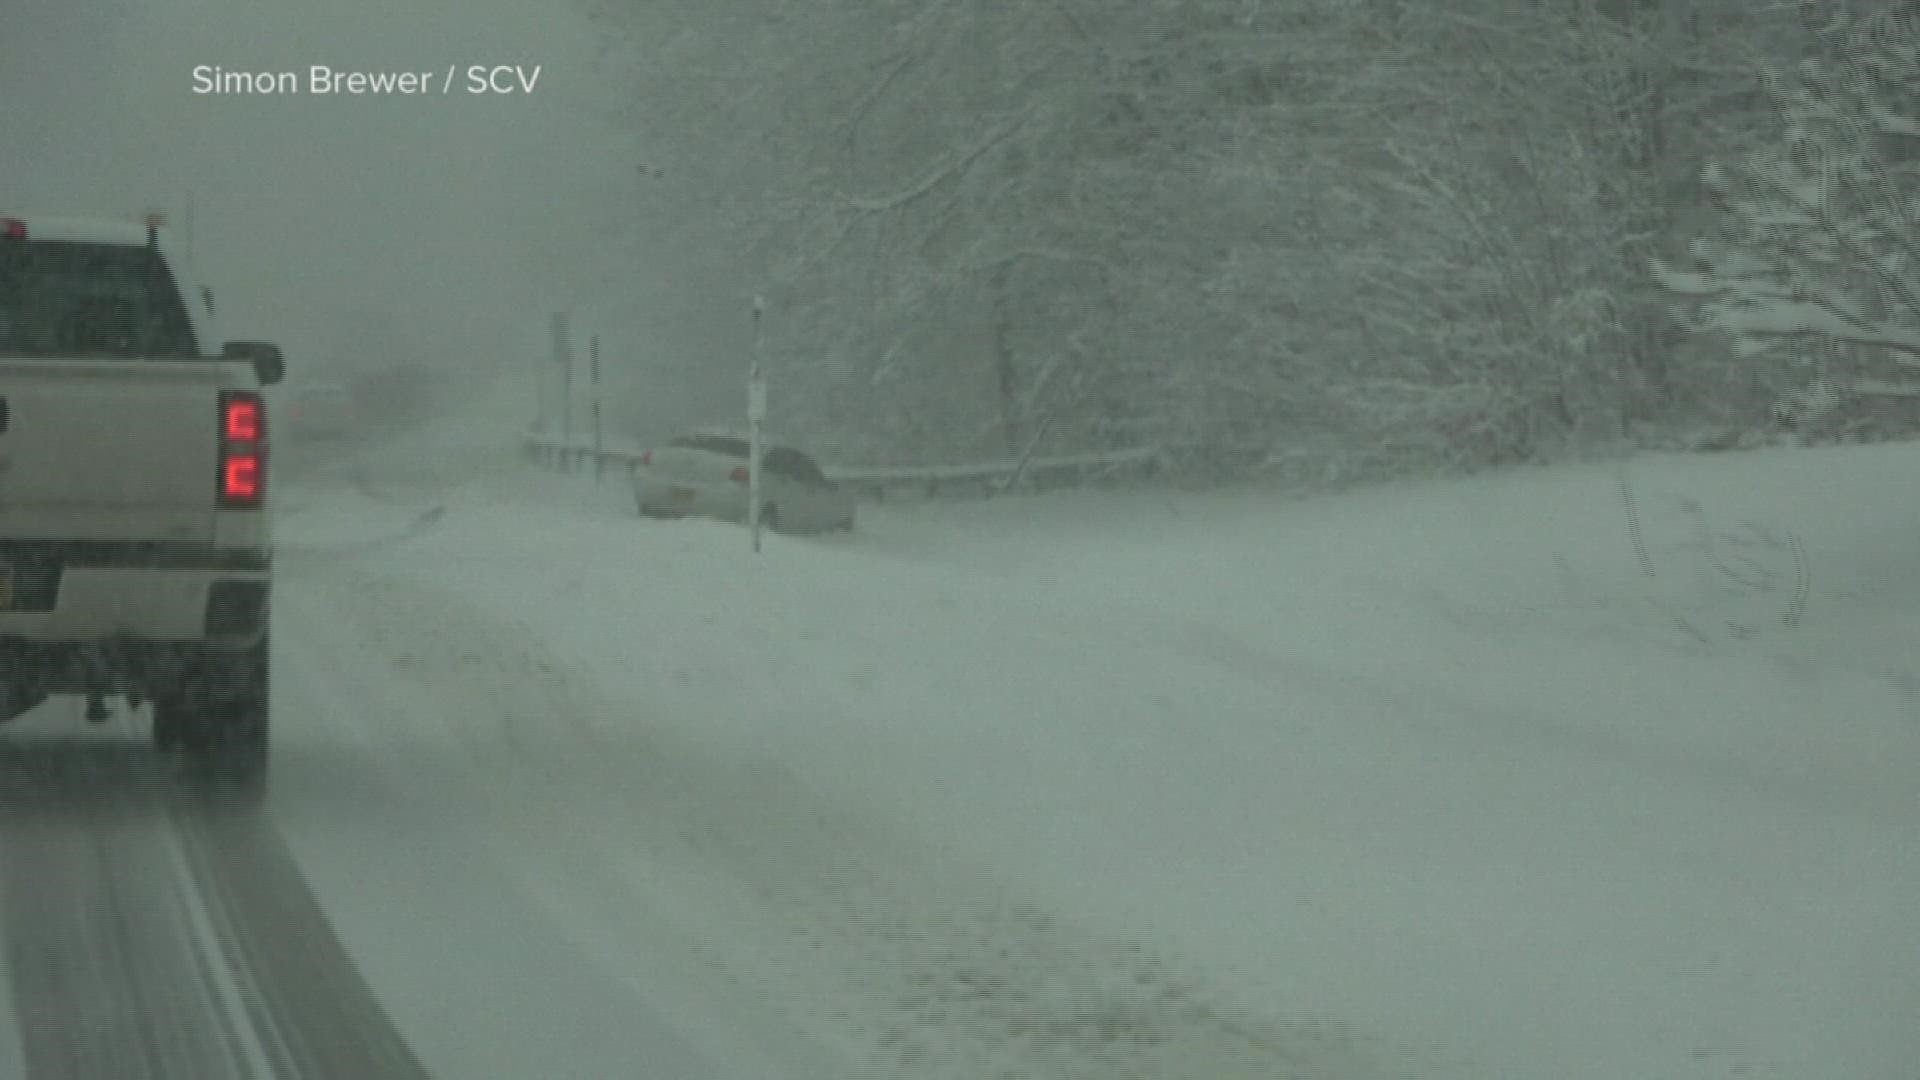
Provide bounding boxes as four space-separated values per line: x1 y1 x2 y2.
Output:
671 487 696 504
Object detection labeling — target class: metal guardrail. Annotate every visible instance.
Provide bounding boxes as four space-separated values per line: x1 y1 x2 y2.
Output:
522 431 1162 499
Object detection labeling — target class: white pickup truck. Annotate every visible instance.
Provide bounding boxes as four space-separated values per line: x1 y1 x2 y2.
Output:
0 213 283 791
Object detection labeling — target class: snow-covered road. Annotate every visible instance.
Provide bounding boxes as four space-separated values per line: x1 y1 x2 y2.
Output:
258 390 1920 1079
4 397 1918 1079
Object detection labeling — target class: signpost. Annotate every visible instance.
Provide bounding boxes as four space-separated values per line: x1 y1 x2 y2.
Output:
589 334 604 482
534 342 548 442
550 312 574 471
748 296 767 554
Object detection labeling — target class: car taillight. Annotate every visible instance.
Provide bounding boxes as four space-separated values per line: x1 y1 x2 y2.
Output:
0 218 24 240
218 391 266 506
730 465 749 484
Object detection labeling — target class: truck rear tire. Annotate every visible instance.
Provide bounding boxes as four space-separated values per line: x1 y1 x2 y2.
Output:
195 694 269 796
155 636 269 798
152 699 185 751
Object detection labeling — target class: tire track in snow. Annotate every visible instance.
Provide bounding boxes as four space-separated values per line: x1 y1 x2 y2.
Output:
0 729 429 1079
173 802 431 1080
0 745 247 1080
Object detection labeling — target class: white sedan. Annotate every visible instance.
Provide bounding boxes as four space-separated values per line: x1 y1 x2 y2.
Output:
632 432 855 534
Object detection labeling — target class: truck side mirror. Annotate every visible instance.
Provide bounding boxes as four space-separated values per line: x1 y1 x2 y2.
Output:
224 340 285 385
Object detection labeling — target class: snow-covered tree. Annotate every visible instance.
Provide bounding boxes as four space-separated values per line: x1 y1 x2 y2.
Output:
1654 7 1920 418
588 0 1830 479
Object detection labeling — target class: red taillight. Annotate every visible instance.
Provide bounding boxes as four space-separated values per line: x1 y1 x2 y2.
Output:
729 465 749 484
225 398 261 441
224 456 261 500
218 391 265 506
0 218 24 240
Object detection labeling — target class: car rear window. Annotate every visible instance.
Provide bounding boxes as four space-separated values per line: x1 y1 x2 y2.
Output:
666 436 829 482
0 240 199 357
765 446 828 484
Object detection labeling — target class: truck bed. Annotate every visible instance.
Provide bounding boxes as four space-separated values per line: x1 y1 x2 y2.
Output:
0 356 264 547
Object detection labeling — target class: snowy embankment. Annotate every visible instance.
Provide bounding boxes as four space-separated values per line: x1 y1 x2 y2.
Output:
274 398 1920 1079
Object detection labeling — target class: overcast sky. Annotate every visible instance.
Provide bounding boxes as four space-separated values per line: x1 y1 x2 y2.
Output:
0 0 654 393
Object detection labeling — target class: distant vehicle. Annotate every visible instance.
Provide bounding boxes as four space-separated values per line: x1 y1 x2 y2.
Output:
286 383 355 440
632 431 855 534
0 211 281 791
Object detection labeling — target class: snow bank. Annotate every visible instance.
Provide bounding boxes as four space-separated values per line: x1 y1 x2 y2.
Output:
278 437 1920 1079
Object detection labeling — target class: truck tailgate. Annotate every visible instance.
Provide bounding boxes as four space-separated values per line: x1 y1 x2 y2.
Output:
0 359 229 543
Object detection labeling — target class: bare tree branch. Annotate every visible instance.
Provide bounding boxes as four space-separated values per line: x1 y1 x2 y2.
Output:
832 108 1037 213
